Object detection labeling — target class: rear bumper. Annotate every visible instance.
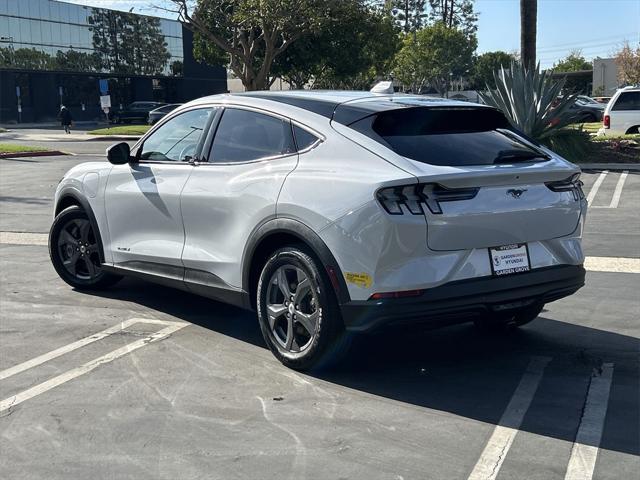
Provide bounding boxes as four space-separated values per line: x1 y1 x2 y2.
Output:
340 265 585 332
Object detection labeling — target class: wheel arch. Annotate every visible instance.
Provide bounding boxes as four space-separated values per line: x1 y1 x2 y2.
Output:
54 189 106 263
242 218 351 309
625 125 639 134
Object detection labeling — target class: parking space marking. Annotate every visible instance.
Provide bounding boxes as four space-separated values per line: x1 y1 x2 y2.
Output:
467 356 551 480
0 231 48 246
584 256 640 274
586 170 608 205
0 318 187 414
591 171 629 209
564 363 614 480
0 318 180 381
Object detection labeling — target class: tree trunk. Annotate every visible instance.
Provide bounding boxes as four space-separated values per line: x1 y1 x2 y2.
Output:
520 0 537 68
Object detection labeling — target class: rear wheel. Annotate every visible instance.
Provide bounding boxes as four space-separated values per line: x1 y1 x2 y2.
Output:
257 246 350 371
49 206 121 290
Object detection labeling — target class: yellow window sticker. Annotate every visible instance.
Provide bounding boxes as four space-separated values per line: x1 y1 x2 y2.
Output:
344 272 372 288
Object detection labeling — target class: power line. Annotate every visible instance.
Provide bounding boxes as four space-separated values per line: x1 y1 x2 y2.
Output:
537 32 638 51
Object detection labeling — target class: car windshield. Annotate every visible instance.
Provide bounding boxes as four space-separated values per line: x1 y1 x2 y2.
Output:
349 107 549 166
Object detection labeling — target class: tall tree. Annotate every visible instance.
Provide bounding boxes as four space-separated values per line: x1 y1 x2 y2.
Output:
520 0 537 68
428 0 477 36
170 0 330 91
394 22 476 95
615 42 640 86
385 0 428 33
272 2 400 89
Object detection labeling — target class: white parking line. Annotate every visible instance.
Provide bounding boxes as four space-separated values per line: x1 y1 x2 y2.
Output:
564 363 615 480
584 256 640 274
586 170 608 205
608 171 628 209
467 356 551 480
0 231 48 246
0 318 181 381
591 171 629 209
0 319 187 413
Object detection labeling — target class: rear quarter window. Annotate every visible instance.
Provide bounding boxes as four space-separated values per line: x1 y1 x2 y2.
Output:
612 92 640 111
348 107 548 167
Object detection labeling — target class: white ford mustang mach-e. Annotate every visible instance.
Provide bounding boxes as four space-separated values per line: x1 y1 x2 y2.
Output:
49 91 587 370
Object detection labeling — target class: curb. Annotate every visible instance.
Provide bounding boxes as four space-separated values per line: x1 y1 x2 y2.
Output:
86 135 142 141
0 150 69 159
578 163 640 171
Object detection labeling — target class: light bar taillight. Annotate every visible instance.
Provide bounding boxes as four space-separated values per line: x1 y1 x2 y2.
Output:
545 173 584 201
376 183 479 215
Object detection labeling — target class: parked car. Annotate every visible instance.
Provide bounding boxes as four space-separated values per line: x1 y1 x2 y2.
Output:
598 86 640 136
111 101 166 124
49 91 586 370
552 96 604 123
148 103 183 125
570 97 605 122
592 96 612 104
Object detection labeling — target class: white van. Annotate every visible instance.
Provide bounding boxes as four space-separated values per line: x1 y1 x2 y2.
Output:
598 86 640 136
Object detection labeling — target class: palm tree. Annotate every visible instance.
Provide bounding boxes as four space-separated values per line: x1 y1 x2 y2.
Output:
520 0 537 68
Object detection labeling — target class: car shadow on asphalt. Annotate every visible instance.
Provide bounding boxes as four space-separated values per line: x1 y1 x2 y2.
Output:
82 277 639 457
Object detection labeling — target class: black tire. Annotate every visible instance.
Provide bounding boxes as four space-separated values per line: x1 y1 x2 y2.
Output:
49 206 122 290
474 303 544 331
256 246 350 371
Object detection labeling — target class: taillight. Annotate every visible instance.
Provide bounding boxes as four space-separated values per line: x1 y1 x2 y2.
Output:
603 114 610 128
545 173 584 200
376 183 479 215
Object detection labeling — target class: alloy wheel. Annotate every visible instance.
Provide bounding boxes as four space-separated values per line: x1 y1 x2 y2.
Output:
57 218 101 280
266 265 319 353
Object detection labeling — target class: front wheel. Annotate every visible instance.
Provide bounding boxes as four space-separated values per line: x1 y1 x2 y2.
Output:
49 206 121 290
256 246 350 371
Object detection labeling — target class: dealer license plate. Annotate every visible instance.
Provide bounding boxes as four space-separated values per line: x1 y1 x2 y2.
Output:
489 243 531 276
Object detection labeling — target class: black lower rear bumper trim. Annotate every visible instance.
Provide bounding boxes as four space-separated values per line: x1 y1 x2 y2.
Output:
340 265 585 332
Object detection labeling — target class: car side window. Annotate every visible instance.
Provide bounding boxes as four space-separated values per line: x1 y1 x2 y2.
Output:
210 108 295 163
293 125 320 151
139 108 213 162
612 92 640 111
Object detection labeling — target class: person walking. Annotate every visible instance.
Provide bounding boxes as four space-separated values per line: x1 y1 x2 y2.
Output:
58 105 73 134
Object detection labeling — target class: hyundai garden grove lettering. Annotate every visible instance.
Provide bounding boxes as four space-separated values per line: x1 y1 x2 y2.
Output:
49 91 586 370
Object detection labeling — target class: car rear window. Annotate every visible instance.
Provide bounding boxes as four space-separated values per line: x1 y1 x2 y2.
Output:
348 107 549 166
612 91 640 111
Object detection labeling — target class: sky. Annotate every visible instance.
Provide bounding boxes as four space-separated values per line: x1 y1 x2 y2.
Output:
66 0 640 69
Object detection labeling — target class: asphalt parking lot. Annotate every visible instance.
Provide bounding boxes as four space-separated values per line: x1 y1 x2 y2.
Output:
0 155 638 479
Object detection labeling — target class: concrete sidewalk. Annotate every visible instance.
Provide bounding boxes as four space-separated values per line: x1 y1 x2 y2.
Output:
0 129 141 142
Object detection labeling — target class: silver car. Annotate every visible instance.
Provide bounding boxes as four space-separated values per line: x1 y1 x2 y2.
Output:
49 91 587 370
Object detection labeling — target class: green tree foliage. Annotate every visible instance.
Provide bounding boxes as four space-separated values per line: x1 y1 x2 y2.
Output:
428 0 477 36
88 8 170 75
552 50 592 72
393 22 476 94
377 0 428 33
470 51 516 89
272 2 400 89
171 0 331 91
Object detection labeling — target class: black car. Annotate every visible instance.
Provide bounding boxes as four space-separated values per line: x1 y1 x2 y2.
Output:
111 101 166 124
147 103 183 125
569 97 605 123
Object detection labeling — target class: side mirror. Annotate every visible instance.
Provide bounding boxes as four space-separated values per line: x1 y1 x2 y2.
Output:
106 142 132 165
